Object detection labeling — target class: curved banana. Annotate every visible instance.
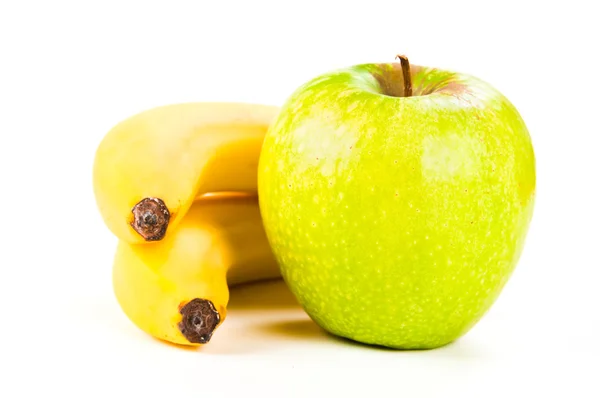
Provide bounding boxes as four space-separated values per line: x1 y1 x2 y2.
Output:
112 194 280 346
93 102 280 244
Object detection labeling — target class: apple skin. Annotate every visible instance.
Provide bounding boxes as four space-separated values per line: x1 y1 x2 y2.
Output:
257 62 535 349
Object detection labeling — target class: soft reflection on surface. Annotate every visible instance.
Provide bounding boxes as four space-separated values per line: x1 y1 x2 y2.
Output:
166 279 492 360
258 319 327 340
227 278 300 310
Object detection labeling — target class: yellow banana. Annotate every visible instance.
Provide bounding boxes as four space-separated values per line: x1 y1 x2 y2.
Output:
93 102 280 244
112 193 280 346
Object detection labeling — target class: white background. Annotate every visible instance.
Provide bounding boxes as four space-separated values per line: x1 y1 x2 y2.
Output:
1 1 599 397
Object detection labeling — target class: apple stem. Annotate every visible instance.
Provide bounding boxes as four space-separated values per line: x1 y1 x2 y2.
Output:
395 54 413 97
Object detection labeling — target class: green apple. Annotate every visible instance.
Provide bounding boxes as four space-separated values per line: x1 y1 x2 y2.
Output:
257 56 535 349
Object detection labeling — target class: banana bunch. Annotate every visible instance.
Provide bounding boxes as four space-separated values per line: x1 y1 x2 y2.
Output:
93 102 282 345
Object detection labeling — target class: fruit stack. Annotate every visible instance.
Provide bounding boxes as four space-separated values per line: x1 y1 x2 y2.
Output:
93 102 282 345
93 56 535 349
